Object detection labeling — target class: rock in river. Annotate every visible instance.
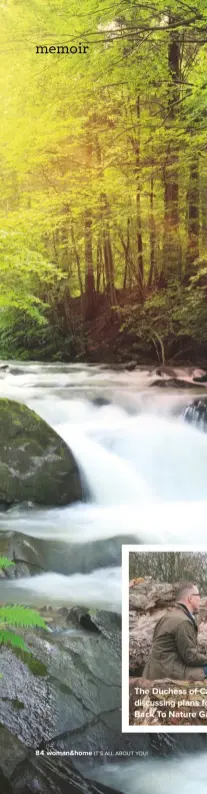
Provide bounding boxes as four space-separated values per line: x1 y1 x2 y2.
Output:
184 398 207 431
0 399 83 507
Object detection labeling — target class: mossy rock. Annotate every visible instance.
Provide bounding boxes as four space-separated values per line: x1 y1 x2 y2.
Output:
0 399 83 507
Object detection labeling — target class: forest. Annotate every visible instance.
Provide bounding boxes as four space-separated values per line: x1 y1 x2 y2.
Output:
129 551 207 591
1 0 207 363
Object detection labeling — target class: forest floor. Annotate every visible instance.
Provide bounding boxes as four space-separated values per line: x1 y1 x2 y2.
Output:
83 307 206 368
3 287 207 367
65 287 207 367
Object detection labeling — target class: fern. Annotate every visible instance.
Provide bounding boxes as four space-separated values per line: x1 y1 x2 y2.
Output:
0 557 14 569
0 556 48 657
0 631 28 651
0 606 47 629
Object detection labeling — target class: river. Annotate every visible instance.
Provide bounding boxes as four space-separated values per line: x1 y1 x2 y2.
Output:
0 362 207 793
0 361 207 607
89 753 207 794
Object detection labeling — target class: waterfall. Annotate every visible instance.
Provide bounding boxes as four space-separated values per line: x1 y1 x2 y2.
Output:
0 363 207 605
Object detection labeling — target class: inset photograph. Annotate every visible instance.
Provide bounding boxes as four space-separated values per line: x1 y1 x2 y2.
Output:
122 546 207 732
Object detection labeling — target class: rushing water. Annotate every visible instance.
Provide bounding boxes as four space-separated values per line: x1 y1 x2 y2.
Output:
0 361 207 609
1 362 207 787
89 755 207 794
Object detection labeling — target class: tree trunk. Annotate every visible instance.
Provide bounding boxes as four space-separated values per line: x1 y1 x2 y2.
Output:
135 96 144 299
70 218 83 297
60 203 70 270
201 172 207 250
100 192 116 305
185 155 199 279
160 24 182 284
122 219 131 290
148 176 156 287
96 235 103 293
84 130 95 320
85 207 95 320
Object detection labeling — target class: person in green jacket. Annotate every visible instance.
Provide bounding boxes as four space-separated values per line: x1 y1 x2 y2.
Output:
143 582 207 681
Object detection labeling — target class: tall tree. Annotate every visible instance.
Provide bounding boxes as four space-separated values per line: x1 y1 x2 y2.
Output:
186 155 200 276
161 19 182 284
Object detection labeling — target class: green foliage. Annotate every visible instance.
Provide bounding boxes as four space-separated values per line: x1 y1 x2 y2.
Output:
0 1 206 360
117 271 207 362
0 230 64 319
0 630 29 652
0 556 48 656
0 605 48 630
0 310 87 361
0 557 14 570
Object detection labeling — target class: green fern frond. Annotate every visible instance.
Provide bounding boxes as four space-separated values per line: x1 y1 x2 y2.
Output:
0 606 48 629
0 556 49 667
0 557 14 569
0 630 28 651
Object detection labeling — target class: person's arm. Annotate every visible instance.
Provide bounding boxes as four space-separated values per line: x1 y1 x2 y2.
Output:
176 621 207 667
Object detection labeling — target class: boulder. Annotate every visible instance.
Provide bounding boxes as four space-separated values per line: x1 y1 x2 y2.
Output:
0 725 26 778
0 609 121 751
12 759 121 794
184 398 207 431
0 529 136 578
92 397 111 407
193 373 207 383
156 367 177 378
0 604 206 777
2 749 121 794
0 399 83 507
0 607 149 767
0 532 46 579
151 378 203 389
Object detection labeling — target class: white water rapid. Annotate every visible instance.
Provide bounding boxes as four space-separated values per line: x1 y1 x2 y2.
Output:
89 754 207 794
0 567 121 612
0 362 207 609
